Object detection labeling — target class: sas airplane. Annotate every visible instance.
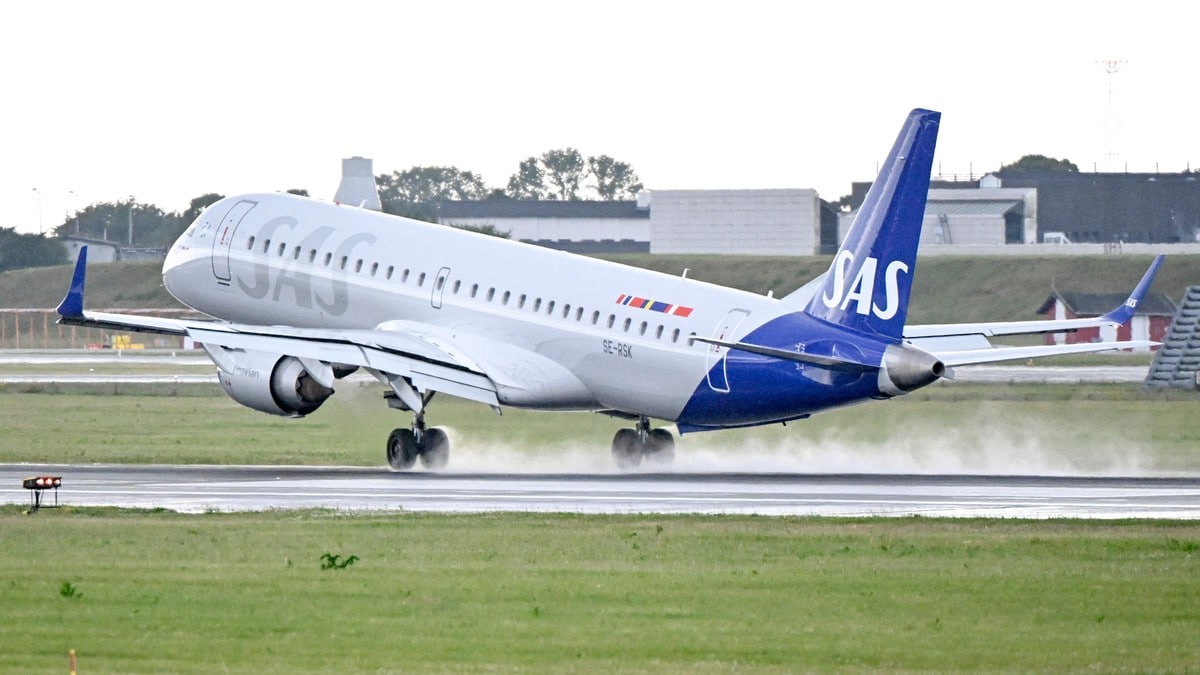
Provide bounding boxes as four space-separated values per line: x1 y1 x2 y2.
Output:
57 109 1163 470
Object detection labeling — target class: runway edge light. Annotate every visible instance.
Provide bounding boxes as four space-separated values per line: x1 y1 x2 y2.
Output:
22 476 62 513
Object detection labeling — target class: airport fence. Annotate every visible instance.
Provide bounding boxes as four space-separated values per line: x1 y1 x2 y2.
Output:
0 309 205 350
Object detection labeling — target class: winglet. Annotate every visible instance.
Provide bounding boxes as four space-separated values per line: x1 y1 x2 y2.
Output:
56 246 88 319
1100 255 1165 325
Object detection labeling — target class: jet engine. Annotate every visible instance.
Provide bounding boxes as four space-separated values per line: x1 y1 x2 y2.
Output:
214 351 334 417
877 343 945 397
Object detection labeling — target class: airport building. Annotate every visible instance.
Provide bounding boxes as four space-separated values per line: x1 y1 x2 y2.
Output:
440 189 839 256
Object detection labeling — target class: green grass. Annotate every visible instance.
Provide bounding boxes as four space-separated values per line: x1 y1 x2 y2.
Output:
1 510 1198 673
1 383 1197 474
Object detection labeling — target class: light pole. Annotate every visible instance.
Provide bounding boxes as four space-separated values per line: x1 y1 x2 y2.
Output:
127 196 135 246
31 187 43 234
67 190 78 235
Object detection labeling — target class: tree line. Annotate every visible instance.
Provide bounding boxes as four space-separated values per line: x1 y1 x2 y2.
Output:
3 152 1075 275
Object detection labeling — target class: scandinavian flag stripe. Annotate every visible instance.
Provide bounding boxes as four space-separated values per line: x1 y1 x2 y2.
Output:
615 294 693 318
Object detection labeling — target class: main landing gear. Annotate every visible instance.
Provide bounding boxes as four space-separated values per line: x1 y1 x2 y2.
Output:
385 390 450 472
611 416 675 470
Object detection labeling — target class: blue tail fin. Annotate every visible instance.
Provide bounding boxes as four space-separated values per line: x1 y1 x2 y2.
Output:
805 108 940 339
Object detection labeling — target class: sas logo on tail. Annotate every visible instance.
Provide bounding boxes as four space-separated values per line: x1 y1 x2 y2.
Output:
821 251 908 320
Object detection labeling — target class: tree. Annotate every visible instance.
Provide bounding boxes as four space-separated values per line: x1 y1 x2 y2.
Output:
998 154 1079 174
51 199 176 247
506 158 550 200
0 227 67 273
507 149 642 201
377 166 489 222
540 148 586 200
588 155 643 200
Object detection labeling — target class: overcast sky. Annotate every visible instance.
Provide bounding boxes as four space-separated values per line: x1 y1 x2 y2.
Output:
2 0 1196 235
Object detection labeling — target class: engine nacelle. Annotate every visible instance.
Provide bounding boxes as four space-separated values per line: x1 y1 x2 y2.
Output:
877 343 945 397
215 351 334 417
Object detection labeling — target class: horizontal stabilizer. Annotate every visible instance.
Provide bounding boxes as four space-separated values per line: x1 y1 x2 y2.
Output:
934 340 1159 367
688 335 875 370
905 255 1165 343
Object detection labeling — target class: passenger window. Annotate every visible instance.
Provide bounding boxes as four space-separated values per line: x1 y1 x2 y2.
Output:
592 311 600 325
546 300 555 315
606 315 615 329
386 266 394 279
340 256 348 270
247 236 256 250
355 259 364 273
402 269 410 283
518 294 527 309
263 239 271 253
278 243 286 256
418 273 426 287
672 328 680 343
308 249 317 263
623 318 631 332
487 288 495 301
370 262 378 276
639 321 647 336
436 277 445 291
324 252 332 266
293 246 301 260
502 291 511 305
471 284 479 298
575 307 584 321
562 304 571 319
533 298 542 312
655 325 663 339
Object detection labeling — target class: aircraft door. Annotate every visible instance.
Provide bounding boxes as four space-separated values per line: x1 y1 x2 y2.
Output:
706 309 750 393
431 267 452 309
211 200 258 284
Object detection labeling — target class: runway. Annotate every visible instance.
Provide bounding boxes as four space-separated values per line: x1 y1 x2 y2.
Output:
3 464 1198 519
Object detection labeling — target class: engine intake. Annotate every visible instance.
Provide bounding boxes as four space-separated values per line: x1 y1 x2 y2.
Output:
878 343 945 397
215 351 334 417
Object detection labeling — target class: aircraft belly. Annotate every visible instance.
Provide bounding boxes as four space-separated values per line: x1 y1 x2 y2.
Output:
571 347 700 420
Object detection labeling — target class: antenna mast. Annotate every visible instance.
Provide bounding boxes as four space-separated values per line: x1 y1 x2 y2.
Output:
1097 59 1125 171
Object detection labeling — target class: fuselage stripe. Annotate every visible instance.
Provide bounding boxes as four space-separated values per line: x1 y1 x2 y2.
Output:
615 294 694 317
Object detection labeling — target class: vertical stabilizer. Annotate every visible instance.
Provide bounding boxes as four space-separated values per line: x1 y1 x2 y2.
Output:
805 108 940 339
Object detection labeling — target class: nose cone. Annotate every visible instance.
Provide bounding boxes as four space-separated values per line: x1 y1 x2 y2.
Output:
161 236 208 308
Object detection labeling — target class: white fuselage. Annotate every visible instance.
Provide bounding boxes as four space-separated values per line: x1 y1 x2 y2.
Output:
163 193 790 421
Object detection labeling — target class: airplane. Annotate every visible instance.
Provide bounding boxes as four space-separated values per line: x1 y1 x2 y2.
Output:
56 108 1164 471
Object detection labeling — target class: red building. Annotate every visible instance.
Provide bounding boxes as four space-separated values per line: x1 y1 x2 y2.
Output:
1036 291 1177 351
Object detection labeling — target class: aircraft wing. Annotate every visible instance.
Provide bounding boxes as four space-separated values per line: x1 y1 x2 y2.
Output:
56 250 500 409
903 255 1165 366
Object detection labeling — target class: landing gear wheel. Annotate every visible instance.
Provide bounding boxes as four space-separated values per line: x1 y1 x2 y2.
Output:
387 428 420 471
644 428 676 467
419 427 450 471
611 428 642 470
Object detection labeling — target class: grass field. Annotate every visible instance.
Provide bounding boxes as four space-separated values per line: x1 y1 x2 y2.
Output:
0 381 1197 475
3 509 1199 673
2 361 1198 672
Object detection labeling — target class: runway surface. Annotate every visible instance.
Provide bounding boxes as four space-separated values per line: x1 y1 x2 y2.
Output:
3 464 1198 518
